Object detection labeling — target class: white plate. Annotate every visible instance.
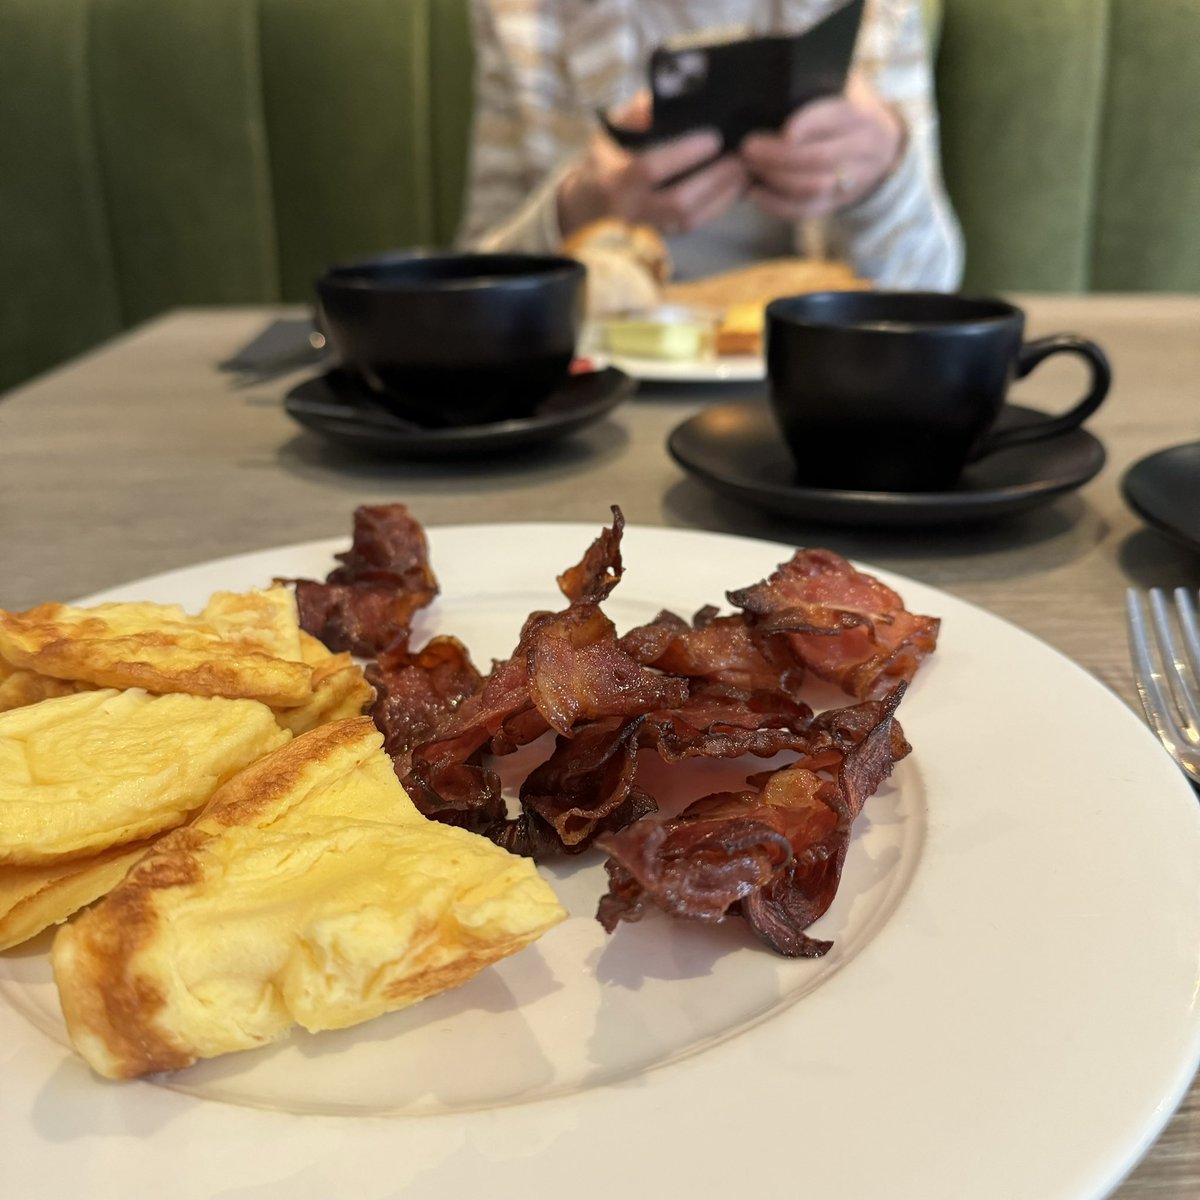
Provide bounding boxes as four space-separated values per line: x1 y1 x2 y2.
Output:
2 524 1198 1200
603 350 765 383
582 324 765 383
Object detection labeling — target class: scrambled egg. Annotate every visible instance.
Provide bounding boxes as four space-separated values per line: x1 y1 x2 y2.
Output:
52 718 566 1080
0 595 374 951
271 632 374 736
0 839 157 952
0 688 290 866
0 586 315 707
1 583 556 1078
0 658 87 714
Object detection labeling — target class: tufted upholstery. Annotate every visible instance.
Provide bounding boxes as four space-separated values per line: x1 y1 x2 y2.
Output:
936 0 1200 293
1 0 1197 392
0 0 472 391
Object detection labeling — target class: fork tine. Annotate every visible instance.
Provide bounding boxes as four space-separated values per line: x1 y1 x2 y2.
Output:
1127 589 1179 751
1149 588 1200 736
1173 586 1200 691
1127 588 1200 787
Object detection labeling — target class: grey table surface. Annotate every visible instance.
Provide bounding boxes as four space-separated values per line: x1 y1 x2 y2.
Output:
2 296 1198 1195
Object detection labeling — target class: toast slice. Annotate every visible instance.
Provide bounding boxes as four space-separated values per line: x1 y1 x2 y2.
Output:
663 256 867 310
665 257 869 357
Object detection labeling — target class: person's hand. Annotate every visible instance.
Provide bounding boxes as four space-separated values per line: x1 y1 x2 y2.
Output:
739 73 905 220
557 91 748 237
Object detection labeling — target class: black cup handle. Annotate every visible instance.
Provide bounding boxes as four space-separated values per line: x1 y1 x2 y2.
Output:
974 334 1112 457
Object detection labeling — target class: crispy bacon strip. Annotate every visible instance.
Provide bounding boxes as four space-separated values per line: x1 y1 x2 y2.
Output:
518 715 655 853
318 506 934 952
292 581 414 658
526 603 689 737
328 503 440 592
741 689 902 955
404 752 506 831
729 549 938 700
403 509 685 840
638 684 908 768
596 688 905 956
403 648 529 830
621 607 805 698
367 635 483 774
597 815 796 928
557 505 624 603
638 681 815 762
292 503 438 656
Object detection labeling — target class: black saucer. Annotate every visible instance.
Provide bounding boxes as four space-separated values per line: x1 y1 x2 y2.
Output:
668 401 1106 527
284 366 634 458
1121 441 1200 554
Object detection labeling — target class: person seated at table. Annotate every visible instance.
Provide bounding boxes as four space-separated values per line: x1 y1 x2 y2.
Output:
457 0 964 291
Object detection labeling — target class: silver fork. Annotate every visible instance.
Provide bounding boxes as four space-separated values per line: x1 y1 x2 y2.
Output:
1125 587 1200 788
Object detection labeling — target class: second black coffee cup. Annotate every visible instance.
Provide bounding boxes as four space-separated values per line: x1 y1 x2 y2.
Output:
766 291 1112 492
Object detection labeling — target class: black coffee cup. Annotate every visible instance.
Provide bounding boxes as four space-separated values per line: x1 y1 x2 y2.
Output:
766 291 1112 492
316 252 586 428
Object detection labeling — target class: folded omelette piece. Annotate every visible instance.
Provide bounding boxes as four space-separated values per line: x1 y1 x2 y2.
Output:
52 718 567 1080
0 657 88 714
0 688 290 867
0 696 375 951
0 839 158 952
0 585 314 707
269 631 374 736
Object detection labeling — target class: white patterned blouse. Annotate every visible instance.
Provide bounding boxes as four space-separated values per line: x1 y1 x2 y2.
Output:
457 0 963 289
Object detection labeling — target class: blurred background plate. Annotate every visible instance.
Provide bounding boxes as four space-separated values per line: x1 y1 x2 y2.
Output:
604 350 764 383
583 324 764 383
1121 441 1200 554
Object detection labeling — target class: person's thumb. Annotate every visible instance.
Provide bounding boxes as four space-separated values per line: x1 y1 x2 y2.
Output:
607 89 652 132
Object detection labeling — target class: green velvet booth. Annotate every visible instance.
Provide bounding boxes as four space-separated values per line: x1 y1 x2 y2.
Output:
2 0 1198 394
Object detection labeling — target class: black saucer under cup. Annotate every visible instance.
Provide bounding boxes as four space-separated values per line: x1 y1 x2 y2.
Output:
765 292 1112 492
284 365 634 459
